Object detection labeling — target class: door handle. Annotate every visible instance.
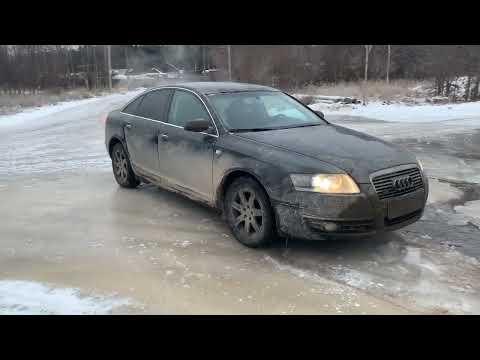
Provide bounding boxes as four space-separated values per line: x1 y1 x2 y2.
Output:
160 134 169 141
125 123 132 129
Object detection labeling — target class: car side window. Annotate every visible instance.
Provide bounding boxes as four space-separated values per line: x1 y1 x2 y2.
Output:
122 95 144 116
135 89 172 121
168 90 211 128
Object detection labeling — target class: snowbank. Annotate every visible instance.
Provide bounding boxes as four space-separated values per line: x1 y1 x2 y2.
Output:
0 89 144 131
309 100 480 123
454 200 480 229
427 179 464 205
0 96 102 127
0 280 131 315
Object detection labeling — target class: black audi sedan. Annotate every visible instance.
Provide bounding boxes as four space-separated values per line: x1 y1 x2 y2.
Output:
105 82 428 247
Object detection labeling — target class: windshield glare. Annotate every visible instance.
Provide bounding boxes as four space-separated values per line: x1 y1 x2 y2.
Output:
208 91 326 131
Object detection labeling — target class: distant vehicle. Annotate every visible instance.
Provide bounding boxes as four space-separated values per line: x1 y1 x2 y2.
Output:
201 68 227 81
201 69 218 74
165 70 184 79
112 69 128 76
105 82 429 247
111 69 129 82
164 63 184 79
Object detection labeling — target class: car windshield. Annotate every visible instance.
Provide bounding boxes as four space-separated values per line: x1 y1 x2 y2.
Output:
208 91 326 132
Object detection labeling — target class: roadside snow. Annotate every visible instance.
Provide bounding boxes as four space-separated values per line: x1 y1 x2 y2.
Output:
454 200 480 229
0 89 144 131
427 179 464 205
0 97 101 128
310 101 480 123
0 280 131 315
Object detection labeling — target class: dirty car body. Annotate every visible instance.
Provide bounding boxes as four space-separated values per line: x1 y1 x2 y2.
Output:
105 82 429 243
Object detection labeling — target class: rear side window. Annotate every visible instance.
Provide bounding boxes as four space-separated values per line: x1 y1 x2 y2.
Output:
135 89 172 121
168 90 210 127
122 95 143 115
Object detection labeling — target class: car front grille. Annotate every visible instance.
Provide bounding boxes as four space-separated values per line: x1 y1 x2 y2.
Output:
371 166 424 200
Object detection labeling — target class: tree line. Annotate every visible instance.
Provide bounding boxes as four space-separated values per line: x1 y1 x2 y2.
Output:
0 45 110 93
224 45 480 101
1 45 479 101
0 45 211 94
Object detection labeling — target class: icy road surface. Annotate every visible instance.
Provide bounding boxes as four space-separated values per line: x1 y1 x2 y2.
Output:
0 93 479 314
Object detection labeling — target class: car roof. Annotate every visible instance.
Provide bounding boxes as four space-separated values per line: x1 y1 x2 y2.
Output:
156 81 280 95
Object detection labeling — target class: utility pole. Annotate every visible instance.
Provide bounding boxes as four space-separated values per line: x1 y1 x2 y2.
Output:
125 46 129 69
106 45 112 91
227 45 232 81
364 45 373 83
386 44 391 84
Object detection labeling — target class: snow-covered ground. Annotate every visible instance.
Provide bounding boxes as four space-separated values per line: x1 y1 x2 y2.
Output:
0 280 132 315
310 100 480 124
0 88 145 131
454 200 480 229
1 85 480 314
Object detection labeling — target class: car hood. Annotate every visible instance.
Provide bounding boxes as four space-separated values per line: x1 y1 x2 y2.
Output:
233 124 417 183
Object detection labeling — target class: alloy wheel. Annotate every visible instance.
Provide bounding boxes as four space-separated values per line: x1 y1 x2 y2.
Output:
114 148 129 183
231 188 265 237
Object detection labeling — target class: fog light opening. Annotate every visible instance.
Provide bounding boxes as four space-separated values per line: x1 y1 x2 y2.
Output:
318 221 338 232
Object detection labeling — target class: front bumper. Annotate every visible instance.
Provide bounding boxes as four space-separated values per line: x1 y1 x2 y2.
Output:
273 181 428 240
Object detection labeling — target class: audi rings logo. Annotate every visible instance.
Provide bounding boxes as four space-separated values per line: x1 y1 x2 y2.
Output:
392 176 413 190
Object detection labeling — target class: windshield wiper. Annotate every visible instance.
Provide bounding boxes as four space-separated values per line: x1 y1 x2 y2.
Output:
229 128 274 133
230 123 324 133
282 123 323 129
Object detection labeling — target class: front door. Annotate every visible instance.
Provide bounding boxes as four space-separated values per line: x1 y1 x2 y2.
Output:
157 89 217 202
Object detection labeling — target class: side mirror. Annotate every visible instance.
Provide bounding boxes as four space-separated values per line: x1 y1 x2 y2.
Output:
315 110 325 119
184 119 211 132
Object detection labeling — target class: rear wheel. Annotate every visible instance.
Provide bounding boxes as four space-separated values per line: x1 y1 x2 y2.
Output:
111 142 140 188
224 177 274 248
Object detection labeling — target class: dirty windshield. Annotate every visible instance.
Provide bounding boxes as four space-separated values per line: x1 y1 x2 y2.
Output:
208 91 326 131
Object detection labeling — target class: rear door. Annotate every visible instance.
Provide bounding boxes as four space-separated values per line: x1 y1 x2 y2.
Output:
123 89 172 176
157 89 217 202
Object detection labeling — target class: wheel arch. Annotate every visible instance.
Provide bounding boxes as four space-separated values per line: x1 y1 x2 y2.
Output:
216 168 274 212
108 136 126 159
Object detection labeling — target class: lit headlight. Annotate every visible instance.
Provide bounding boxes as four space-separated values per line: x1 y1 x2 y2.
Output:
290 174 360 194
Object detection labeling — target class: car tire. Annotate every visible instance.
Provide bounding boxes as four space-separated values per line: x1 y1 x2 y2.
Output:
224 177 275 248
111 142 140 188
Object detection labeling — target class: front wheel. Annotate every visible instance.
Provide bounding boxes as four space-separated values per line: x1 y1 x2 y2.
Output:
224 177 275 248
111 142 140 188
